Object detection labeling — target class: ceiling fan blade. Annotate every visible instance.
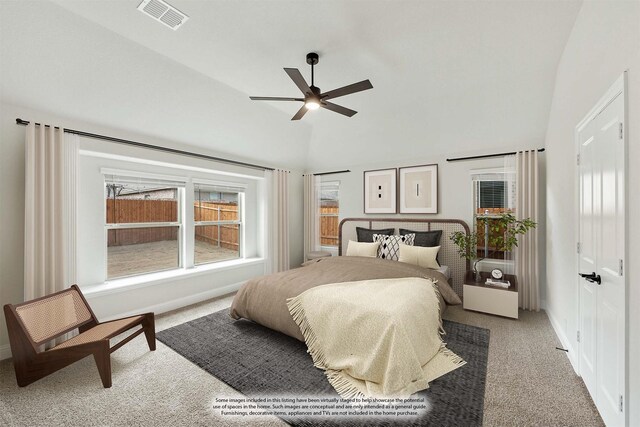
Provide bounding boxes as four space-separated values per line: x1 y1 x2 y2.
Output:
321 101 357 117
284 68 312 95
250 96 303 101
321 80 373 101
291 105 308 121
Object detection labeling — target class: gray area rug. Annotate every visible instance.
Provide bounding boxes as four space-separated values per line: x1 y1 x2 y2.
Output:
157 309 489 427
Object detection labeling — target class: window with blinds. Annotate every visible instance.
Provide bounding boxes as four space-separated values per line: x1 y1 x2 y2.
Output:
478 181 506 209
471 169 516 259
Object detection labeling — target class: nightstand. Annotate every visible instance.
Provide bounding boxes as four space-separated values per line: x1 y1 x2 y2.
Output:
463 271 519 319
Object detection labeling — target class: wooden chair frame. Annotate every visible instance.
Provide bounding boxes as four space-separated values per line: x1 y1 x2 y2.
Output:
4 285 155 388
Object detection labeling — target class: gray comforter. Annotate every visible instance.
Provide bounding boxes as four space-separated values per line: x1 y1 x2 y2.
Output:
230 256 461 341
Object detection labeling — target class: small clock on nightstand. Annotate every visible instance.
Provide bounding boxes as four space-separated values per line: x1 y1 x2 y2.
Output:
490 268 503 280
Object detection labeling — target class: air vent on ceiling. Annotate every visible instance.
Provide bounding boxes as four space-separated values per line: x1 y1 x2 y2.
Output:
137 0 189 31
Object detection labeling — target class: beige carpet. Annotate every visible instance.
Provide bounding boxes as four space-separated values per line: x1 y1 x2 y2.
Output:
0 293 603 427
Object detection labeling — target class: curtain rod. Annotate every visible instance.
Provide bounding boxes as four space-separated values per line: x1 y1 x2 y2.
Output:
314 169 351 176
446 148 545 162
302 170 351 177
15 118 275 171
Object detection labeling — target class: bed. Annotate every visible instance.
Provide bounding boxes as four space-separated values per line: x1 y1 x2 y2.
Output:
230 256 460 341
230 218 470 341
230 218 470 398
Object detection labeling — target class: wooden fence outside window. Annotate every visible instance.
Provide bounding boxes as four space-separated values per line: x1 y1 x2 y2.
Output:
194 202 239 251
106 199 239 250
107 198 336 251
320 206 339 247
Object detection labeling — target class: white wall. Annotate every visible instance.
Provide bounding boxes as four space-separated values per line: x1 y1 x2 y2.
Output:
0 102 304 359
320 150 546 287
0 104 27 360
544 1 640 425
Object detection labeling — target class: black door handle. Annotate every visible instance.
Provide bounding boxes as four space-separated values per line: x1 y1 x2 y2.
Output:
579 272 602 285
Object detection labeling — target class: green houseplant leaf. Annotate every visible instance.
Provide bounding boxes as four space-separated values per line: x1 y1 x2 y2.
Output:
450 213 537 262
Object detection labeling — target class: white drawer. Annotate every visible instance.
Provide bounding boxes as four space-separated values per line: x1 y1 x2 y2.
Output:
463 284 519 319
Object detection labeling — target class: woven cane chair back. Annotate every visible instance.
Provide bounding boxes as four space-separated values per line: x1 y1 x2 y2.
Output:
15 288 93 346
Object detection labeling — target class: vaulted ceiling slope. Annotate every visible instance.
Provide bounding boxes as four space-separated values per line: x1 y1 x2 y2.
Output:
3 1 582 170
0 0 312 169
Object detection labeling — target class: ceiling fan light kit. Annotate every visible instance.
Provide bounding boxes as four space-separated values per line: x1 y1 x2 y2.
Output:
250 52 373 120
305 100 320 110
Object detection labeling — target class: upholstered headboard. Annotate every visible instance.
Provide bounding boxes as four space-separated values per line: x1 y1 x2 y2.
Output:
338 218 471 297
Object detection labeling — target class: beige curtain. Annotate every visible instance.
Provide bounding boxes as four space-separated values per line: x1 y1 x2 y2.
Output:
515 150 539 311
267 169 290 273
24 123 78 303
303 174 320 261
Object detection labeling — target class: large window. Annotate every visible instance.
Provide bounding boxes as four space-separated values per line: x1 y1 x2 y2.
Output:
319 181 339 248
472 171 515 260
105 174 244 280
194 184 242 265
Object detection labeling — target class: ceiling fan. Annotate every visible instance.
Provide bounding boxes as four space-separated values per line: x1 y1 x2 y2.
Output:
249 52 373 121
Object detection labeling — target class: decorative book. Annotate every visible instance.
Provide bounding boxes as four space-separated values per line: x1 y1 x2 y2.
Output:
485 279 511 289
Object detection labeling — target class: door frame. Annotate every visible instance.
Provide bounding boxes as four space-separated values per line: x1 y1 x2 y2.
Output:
574 72 628 425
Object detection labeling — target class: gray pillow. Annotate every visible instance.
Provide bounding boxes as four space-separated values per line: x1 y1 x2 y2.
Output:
399 229 442 247
356 227 394 243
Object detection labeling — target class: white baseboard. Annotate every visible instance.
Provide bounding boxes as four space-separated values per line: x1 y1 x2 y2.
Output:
101 280 245 321
546 308 579 374
0 344 11 361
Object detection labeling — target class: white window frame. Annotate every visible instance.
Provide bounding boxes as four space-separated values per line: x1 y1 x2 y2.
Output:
104 186 184 280
102 170 247 281
193 185 244 265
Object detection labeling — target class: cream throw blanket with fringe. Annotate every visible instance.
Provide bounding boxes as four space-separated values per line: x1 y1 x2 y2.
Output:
287 277 465 399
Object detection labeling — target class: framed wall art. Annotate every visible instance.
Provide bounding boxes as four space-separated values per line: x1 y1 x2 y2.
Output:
399 164 438 214
363 168 397 214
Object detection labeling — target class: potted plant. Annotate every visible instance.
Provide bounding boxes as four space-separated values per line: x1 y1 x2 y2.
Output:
450 213 536 282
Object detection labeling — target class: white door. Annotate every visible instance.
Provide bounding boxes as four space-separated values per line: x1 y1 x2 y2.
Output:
578 116 598 398
578 89 626 427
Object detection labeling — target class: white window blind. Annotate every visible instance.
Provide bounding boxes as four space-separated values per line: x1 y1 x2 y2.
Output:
471 170 516 212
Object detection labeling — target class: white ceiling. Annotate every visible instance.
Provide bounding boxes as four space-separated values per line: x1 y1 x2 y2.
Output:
2 0 583 170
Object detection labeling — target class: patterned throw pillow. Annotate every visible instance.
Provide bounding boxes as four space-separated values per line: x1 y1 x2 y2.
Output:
372 234 415 261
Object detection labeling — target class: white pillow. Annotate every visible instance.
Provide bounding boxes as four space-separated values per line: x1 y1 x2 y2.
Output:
398 245 441 269
345 240 380 257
